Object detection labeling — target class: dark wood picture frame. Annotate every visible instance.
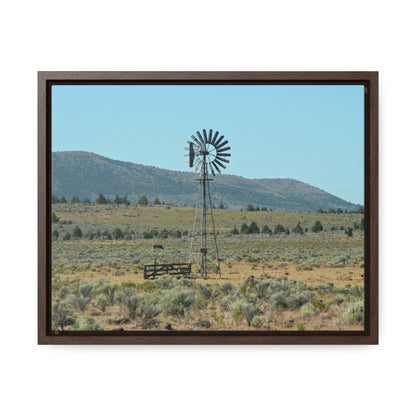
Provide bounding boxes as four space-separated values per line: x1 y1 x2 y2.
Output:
38 71 378 345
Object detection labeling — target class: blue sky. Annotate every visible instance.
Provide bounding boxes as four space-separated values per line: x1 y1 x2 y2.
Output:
52 84 364 204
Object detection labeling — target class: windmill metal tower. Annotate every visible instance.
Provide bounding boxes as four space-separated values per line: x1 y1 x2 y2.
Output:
185 129 231 279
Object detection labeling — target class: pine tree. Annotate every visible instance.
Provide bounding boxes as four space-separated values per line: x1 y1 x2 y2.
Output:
248 221 260 234
72 226 83 238
240 223 250 234
261 224 272 234
311 220 323 233
138 195 148 206
274 224 285 234
96 193 107 204
292 222 304 234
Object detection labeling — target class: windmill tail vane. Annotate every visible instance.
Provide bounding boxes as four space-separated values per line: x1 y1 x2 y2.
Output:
185 129 231 279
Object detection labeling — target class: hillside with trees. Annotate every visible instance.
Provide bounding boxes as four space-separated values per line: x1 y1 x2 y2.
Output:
52 151 361 212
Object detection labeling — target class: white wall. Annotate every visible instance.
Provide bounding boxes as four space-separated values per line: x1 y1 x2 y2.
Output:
0 1 413 415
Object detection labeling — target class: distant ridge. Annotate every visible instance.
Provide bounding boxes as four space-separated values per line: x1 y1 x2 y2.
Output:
52 151 361 212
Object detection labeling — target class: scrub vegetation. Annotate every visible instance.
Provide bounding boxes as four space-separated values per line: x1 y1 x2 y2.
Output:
51 203 365 331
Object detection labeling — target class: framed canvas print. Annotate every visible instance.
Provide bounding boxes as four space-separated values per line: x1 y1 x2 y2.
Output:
38 71 378 344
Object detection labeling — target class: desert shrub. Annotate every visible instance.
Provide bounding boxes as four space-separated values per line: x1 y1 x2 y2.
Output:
155 275 178 290
334 294 345 305
231 227 239 235
196 283 212 299
300 303 319 318
140 302 161 329
102 283 119 305
218 295 233 311
210 284 222 299
312 299 329 312
342 299 364 324
158 229 168 239
73 315 101 331
270 292 288 310
160 288 195 316
173 230 182 238
79 282 94 298
58 286 69 299
113 228 124 239
119 295 140 320
297 322 305 331
252 316 265 328
195 319 211 328
69 294 91 312
230 300 261 327
222 282 234 295
95 295 108 312
345 227 353 237
287 292 313 309
52 300 75 330
63 232 71 241
252 279 271 299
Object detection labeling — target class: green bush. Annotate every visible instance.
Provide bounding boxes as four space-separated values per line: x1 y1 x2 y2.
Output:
79 282 94 298
252 316 265 328
52 300 74 330
73 315 101 331
102 283 119 305
342 299 364 324
160 288 195 316
113 228 124 239
69 294 91 312
94 295 108 312
119 295 140 320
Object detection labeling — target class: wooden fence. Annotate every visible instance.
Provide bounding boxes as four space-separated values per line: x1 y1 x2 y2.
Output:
143 263 192 279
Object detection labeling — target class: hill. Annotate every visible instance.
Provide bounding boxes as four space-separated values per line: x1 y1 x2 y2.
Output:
52 151 360 212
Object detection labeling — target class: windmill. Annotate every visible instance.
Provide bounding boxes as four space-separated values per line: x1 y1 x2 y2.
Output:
185 129 231 279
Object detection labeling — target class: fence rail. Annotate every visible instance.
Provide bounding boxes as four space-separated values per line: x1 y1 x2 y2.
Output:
143 263 192 279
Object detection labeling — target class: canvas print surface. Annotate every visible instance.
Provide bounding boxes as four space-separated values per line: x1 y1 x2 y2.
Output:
51 84 364 332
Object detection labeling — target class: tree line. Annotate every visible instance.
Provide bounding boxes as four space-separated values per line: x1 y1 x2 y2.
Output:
52 194 165 206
